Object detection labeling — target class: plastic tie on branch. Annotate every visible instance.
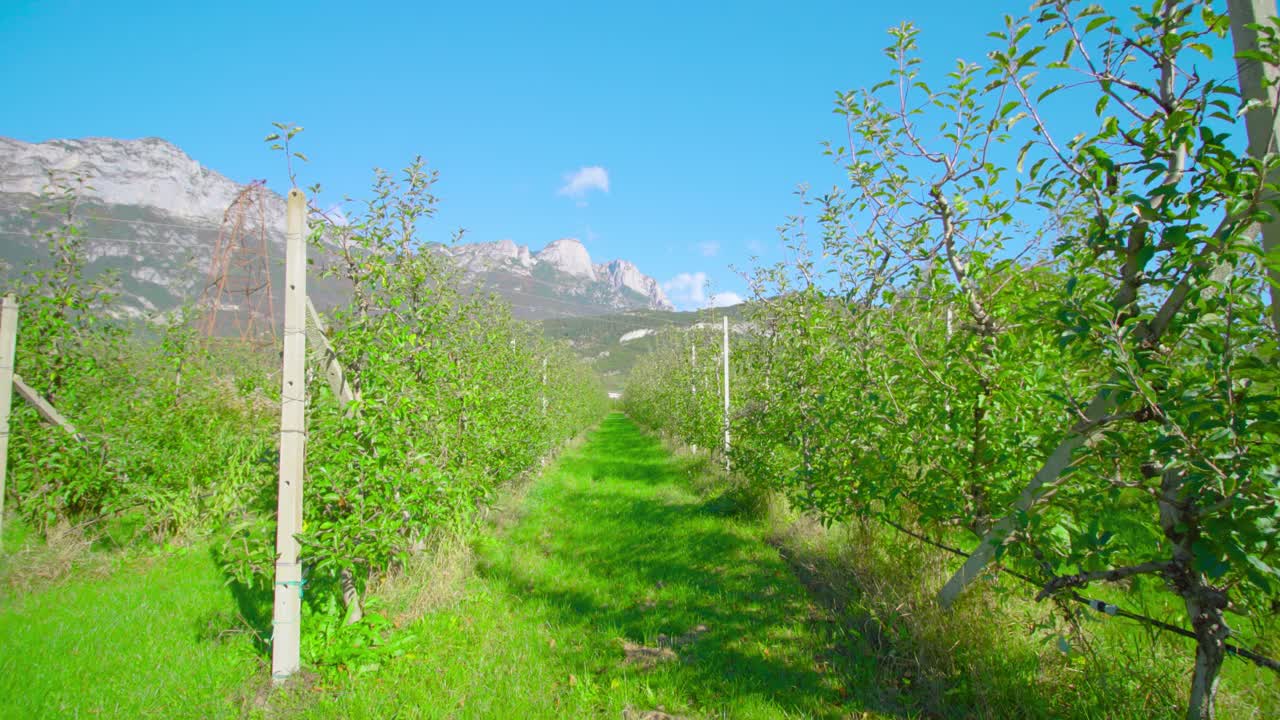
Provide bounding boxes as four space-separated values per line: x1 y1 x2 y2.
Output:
275 577 306 599
1082 597 1119 616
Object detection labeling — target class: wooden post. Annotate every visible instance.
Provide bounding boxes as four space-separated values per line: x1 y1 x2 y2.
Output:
272 189 307 684
12 375 83 442
305 297 358 410
0 295 17 543
722 316 730 473
691 341 697 398
1228 0 1280 336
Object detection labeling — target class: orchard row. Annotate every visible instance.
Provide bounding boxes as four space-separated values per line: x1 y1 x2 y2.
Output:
626 4 1280 719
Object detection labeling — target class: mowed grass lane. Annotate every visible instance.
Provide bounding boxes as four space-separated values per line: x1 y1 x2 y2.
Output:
307 412 849 718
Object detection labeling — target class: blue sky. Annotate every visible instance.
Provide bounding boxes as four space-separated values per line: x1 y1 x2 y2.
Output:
1 1 1140 310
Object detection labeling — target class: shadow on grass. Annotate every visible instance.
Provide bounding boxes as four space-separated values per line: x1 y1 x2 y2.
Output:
203 546 274 654
475 413 907 719
483 413 1145 719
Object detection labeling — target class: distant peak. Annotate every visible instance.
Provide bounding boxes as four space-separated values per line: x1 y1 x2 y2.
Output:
0 134 256 220
535 237 595 279
49 136 183 151
136 136 184 150
541 237 585 250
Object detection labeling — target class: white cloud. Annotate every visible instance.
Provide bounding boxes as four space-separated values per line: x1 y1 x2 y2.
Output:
662 271 710 310
697 241 720 257
661 274 745 311
747 239 765 255
558 166 610 199
709 292 743 308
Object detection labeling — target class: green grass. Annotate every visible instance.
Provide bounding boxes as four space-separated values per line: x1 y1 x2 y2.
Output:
0 546 261 718
293 412 850 718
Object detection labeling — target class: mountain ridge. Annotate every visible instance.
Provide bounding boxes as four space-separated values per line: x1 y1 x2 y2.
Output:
445 237 672 312
0 136 673 319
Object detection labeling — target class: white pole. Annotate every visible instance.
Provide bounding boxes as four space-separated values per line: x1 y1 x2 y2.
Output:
722 316 730 472
541 356 548 417
690 340 698 454
1228 0 1280 336
0 294 17 544
272 189 307 683
690 341 697 398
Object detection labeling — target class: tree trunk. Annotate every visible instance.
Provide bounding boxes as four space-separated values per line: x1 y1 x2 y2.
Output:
340 567 364 625
1185 586 1229 720
1156 465 1230 720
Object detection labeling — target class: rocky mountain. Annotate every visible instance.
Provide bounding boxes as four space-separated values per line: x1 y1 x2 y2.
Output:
0 136 299 321
600 259 668 309
444 237 672 317
0 136 263 219
0 136 673 322
535 238 595 279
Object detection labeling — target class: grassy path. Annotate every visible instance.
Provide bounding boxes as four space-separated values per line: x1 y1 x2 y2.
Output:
309 412 847 718
0 414 854 719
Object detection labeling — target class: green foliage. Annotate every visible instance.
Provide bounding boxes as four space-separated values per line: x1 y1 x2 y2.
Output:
7 328 279 537
5 174 278 537
625 4 1280 716
302 598 416 675
2 415 1275 718
219 138 608 666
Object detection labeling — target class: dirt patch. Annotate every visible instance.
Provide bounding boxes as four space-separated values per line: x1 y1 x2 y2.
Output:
621 640 678 668
233 666 322 716
622 706 688 720
656 624 709 648
620 624 709 669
